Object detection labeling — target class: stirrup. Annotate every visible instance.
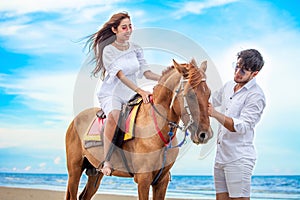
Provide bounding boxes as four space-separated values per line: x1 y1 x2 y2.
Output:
96 109 106 119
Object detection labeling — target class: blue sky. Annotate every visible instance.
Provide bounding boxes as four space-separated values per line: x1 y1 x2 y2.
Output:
0 0 300 175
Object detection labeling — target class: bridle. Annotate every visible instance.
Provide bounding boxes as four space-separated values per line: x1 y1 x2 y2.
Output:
150 76 207 146
170 77 207 133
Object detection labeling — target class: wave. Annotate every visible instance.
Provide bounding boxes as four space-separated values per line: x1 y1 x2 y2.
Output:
0 173 299 199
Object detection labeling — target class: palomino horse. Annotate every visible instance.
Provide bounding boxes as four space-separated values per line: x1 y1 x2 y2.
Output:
65 59 213 200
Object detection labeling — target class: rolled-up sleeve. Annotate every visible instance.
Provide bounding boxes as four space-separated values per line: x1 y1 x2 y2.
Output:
233 93 266 134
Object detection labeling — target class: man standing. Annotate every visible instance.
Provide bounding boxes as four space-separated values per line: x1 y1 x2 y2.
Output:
208 49 266 200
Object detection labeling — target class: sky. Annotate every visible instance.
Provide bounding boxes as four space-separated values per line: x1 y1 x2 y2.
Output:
0 0 300 175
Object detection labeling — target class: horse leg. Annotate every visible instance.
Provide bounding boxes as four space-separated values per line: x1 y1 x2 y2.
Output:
135 173 152 200
152 172 170 200
66 165 84 200
79 173 103 200
65 121 85 200
137 183 151 200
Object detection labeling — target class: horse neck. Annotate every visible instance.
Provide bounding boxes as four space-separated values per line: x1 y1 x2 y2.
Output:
152 72 181 122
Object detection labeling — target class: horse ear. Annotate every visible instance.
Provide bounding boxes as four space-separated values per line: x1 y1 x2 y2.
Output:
173 59 185 74
200 60 207 72
190 58 198 68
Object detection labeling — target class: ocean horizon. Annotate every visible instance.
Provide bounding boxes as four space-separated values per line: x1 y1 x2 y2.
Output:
0 172 299 199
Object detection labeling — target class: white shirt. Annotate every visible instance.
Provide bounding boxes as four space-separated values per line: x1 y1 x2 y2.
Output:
211 78 266 164
97 42 149 114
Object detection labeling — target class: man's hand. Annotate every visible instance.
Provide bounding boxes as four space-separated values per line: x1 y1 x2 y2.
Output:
208 103 215 117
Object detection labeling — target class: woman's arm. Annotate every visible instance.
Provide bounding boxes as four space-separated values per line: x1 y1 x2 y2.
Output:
143 70 161 81
117 70 151 103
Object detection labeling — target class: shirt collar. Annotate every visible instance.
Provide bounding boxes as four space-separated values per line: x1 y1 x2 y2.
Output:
232 78 256 94
244 77 256 90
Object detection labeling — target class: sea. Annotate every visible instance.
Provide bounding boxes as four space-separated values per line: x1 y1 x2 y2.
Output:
0 173 299 200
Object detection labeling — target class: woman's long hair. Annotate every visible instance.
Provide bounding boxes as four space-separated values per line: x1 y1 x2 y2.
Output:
86 12 130 79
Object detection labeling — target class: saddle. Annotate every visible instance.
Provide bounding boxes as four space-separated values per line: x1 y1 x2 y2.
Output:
84 94 143 148
107 94 143 148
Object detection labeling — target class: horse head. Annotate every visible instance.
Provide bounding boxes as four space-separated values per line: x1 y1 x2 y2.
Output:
172 59 213 144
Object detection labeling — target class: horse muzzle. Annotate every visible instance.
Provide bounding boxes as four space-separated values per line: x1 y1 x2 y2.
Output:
187 121 213 144
192 131 209 144
190 124 213 145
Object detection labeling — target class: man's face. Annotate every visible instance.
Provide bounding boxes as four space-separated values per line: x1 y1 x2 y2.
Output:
234 58 258 84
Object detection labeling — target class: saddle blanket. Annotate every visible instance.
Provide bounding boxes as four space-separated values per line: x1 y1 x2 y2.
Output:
84 117 104 148
84 98 142 148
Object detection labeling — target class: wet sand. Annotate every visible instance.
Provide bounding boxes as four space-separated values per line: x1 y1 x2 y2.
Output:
0 186 213 200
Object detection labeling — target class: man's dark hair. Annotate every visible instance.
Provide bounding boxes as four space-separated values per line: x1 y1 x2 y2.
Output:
237 49 264 72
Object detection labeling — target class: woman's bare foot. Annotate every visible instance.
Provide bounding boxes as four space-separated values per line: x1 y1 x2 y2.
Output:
101 161 112 176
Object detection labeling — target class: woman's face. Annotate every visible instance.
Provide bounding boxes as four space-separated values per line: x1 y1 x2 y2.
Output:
113 18 132 42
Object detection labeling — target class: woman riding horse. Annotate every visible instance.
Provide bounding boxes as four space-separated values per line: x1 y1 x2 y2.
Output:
65 59 212 200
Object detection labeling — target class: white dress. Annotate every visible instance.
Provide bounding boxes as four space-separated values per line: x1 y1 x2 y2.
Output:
97 42 149 115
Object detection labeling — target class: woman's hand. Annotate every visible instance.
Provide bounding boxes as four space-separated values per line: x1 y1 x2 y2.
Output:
136 88 151 103
116 70 152 103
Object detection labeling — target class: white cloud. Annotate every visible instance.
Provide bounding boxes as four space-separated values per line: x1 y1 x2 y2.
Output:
0 7 148 60
39 162 46 168
174 0 239 18
0 70 77 121
54 157 61 165
0 0 126 15
0 127 66 149
0 24 28 36
0 18 85 54
0 2 125 55
24 166 31 171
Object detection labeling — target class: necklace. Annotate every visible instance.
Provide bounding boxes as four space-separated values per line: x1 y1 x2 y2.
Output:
114 40 129 47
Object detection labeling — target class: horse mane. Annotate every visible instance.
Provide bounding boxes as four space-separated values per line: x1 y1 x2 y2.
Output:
158 66 175 83
155 62 206 91
187 63 206 89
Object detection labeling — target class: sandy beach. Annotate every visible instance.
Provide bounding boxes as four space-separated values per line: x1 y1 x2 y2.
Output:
0 186 213 200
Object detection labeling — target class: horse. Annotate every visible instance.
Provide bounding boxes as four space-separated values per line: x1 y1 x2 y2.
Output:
65 58 213 200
